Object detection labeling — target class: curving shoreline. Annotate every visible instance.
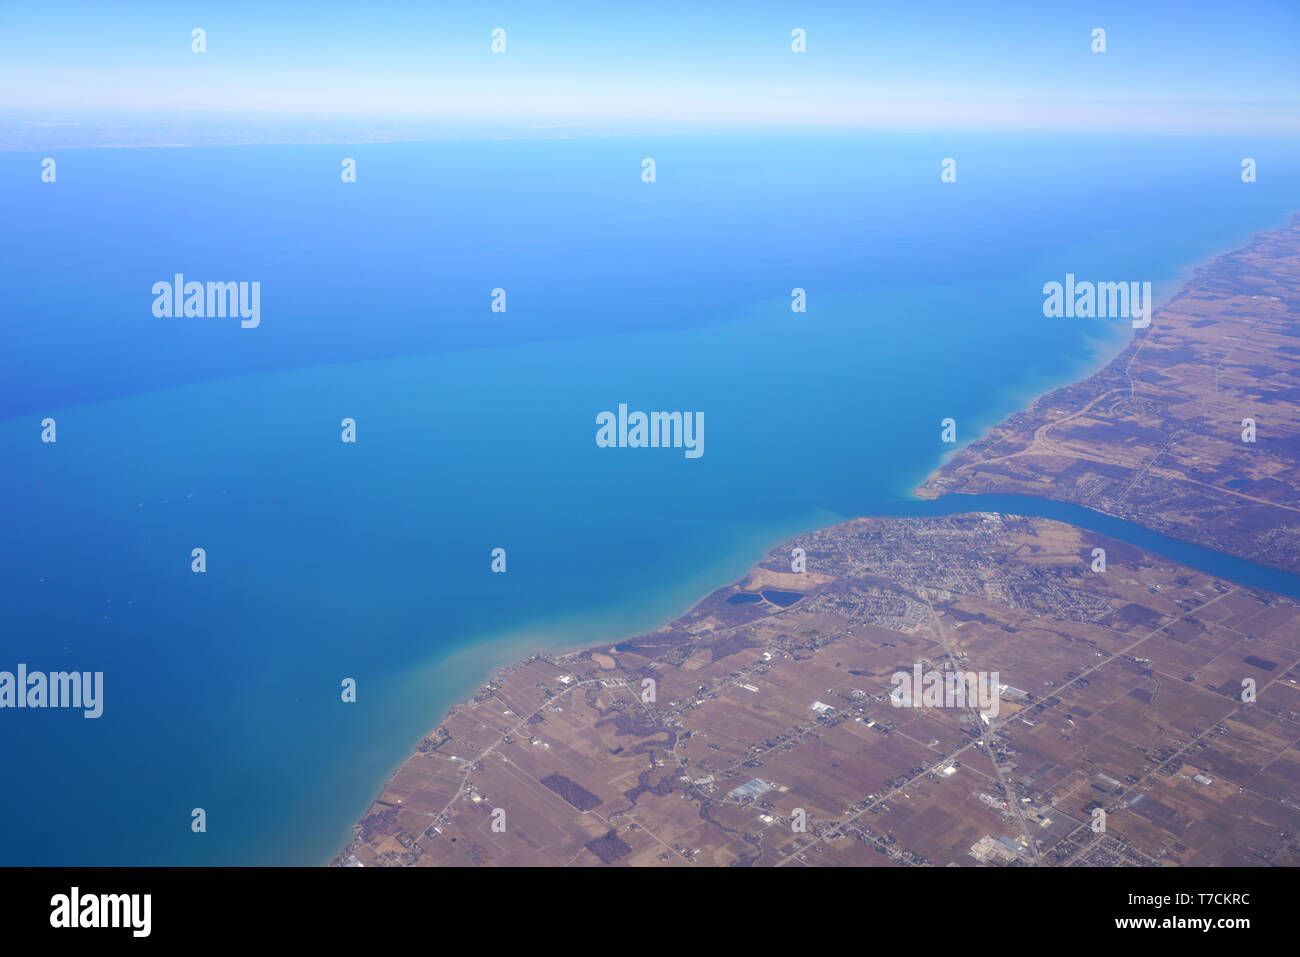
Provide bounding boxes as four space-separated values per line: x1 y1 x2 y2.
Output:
917 213 1300 573
333 508 1299 867
332 217 1300 867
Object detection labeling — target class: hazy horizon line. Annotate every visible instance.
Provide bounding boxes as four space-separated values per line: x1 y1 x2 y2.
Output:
4 98 1298 152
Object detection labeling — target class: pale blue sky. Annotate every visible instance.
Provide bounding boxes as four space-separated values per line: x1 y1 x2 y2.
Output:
1 0 1296 132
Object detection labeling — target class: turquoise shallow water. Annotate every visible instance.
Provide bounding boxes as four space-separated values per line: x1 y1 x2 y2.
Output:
1 133 1298 864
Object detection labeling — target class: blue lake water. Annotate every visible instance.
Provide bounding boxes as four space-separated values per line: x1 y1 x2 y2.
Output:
1 132 1298 864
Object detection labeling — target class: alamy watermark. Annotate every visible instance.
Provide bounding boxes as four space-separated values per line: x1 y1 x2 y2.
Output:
1043 274 1152 329
152 275 260 328
891 664 1000 717
596 404 703 459
50 887 150 937
0 664 103 718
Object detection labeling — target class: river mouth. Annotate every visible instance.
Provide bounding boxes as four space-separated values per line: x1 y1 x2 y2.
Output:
894 492 1300 600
